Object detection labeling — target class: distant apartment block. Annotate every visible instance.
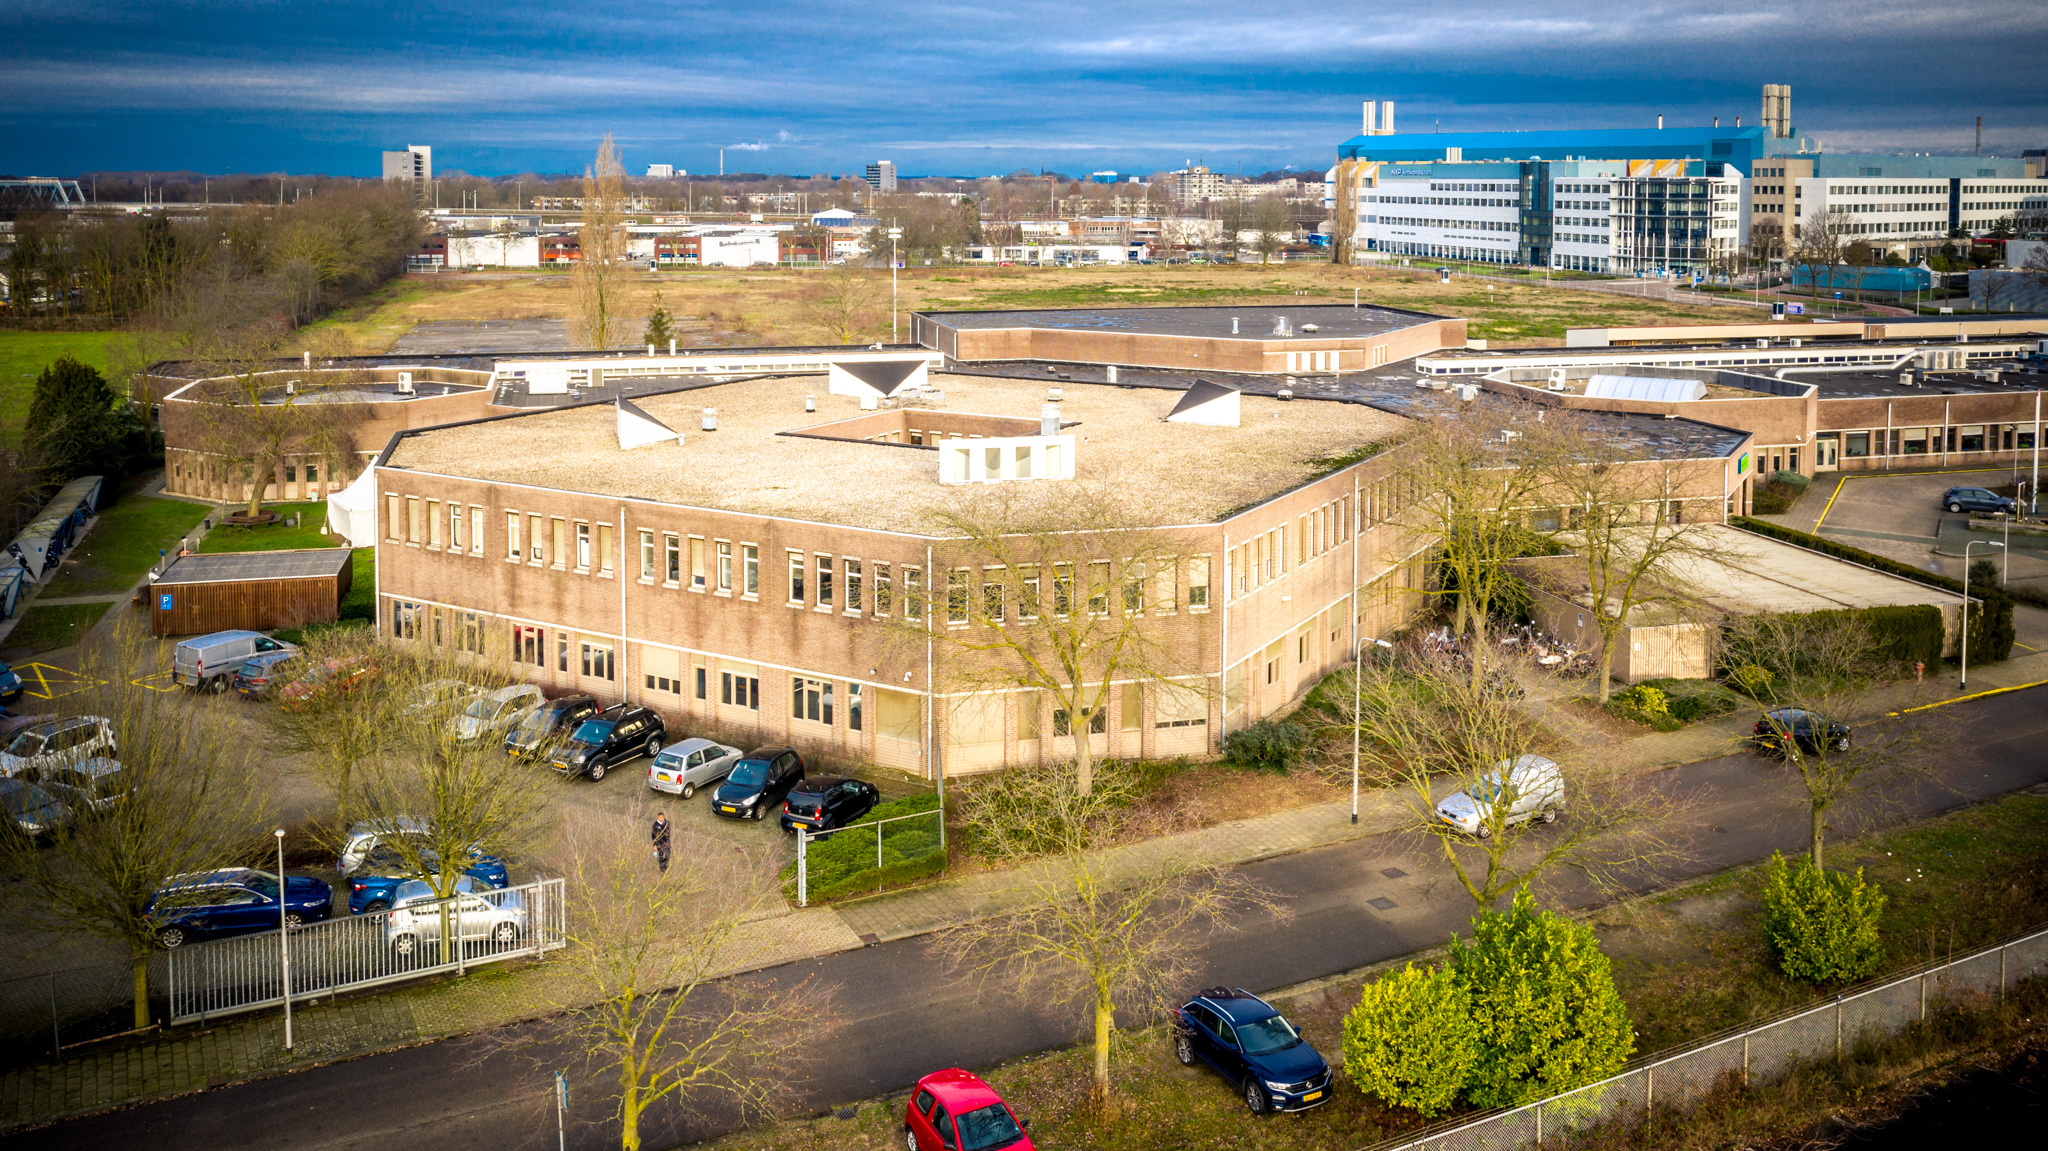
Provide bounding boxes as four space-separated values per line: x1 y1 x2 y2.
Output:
381 145 432 203
865 161 897 192
645 164 678 179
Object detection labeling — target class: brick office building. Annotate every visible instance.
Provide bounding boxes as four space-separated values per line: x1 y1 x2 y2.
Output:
369 368 1751 782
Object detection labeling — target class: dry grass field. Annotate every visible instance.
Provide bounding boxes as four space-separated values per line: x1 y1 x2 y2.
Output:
294 260 1781 357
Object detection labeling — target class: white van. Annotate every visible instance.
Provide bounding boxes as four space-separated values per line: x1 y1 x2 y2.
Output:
172 631 296 693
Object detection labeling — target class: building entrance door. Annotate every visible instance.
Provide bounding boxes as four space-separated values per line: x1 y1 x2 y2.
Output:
1813 435 1839 472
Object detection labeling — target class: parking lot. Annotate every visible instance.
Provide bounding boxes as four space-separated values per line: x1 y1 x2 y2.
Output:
1805 468 2048 590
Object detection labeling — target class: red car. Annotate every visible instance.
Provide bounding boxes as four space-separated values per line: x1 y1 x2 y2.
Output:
903 1068 1032 1151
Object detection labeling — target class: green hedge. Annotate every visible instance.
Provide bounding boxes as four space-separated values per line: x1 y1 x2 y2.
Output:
1731 517 2012 663
780 791 945 902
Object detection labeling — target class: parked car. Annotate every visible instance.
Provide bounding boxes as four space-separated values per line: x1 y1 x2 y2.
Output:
1749 708 1851 757
337 819 509 914
504 694 601 760
278 655 378 711
904 1068 1033 1151
712 747 805 821
1943 486 2017 515
384 877 528 959
550 704 665 781
172 630 295 693
0 660 22 706
779 775 880 835
404 679 488 719
26 756 127 813
449 684 546 743
231 649 301 700
647 737 742 799
1172 987 1333 1115
1433 755 1564 838
145 867 334 948
0 777 74 843
0 715 117 779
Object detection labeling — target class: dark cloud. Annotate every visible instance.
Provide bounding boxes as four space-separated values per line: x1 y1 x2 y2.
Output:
6 0 2043 176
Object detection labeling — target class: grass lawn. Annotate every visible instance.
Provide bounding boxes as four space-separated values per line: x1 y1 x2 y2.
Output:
36 492 210 597
0 331 123 440
195 502 337 553
700 791 2048 1151
0 602 112 661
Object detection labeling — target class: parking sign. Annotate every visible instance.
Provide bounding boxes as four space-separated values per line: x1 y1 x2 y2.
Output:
158 593 173 611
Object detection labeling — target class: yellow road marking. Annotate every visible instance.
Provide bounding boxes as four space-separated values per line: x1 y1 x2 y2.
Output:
129 670 179 693
14 662 109 701
1892 678 2048 715
1815 476 1847 529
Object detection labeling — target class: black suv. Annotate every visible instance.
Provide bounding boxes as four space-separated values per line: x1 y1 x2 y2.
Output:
713 747 805 821
1749 708 1851 757
550 704 665 781
1943 486 2017 515
1172 987 1332 1115
505 694 601 760
778 775 879 835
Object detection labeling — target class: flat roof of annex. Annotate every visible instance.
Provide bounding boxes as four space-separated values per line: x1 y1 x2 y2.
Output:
380 373 1412 535
918 303 1444 342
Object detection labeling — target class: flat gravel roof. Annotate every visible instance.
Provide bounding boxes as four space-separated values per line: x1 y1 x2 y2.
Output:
922 304 1442 341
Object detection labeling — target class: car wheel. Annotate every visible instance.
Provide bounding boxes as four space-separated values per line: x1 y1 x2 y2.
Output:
393 933 419 957
1244 1077 1268 1116
284 912 305 929
1835 736 1851 752
1475 823 1493 839
207 675 230 695
589 759 608 782
363 900 390 914
156 926 187 949
644 736 660 760
491 922 518 946
680 781 695 799
1539 807 1558 824
1175 1033 1195 1066
1948 501 1964 513
904 1125 919 1151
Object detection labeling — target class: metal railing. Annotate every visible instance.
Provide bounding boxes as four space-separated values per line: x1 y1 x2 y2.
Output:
1369 923 2048 1151
795 808 944 907
165 877 566 1025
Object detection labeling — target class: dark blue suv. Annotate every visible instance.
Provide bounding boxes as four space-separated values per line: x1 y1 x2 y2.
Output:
145 867 334 948
1173 987 1332 1115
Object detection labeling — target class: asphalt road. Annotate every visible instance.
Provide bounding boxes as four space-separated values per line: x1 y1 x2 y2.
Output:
14 686 2048 1151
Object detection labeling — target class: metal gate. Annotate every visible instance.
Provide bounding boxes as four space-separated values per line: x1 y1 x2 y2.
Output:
166 877 565 1025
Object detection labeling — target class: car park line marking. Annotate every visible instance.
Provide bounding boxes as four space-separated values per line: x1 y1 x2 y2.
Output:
1891 678 2048 716
14 662 108 700
1814 476 1847 529
129 670 179 692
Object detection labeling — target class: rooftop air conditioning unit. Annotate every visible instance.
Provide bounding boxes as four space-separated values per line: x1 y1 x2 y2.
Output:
1277 388 1294 401
1454 383 1479 401
1789 338 1802 348
1899 371 1916 387
1047 388 1063 401
1546 367 1570 392
1756 338 1769 348
398 371 415 394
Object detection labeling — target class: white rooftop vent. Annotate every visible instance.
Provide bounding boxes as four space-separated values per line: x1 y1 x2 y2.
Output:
1165 380 1241 427
1582 374 1707 402
615 398 680 449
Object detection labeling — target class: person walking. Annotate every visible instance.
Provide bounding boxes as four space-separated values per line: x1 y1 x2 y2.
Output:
651 811 672 873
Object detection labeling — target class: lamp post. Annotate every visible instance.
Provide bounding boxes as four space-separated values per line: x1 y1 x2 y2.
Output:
887 225 903 342
1352 636 1393 824
275 828 292 1051
1960 540 2004 689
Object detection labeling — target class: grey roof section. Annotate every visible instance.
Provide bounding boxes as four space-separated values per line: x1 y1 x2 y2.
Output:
155 549 353 586
836 359 924 395
1795 367 2048 399
1167 379 1239 418
922 304 1444 341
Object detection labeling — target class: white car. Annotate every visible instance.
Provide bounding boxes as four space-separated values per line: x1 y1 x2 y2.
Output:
447 684 546 742
384 877 528 957
647 737 743 798
0 716 117 779
1435 755 1565 838
404 679 487 719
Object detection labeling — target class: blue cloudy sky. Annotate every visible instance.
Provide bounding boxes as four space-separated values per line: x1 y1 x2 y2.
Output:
4 0 2044 178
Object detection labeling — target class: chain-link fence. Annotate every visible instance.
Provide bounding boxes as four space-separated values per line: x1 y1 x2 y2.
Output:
1371 924 2048 1151
0 954 170 1060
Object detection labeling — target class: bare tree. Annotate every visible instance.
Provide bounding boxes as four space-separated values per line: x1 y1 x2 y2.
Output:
182 361 357 518
939 762 1279 1108
1341 650 1688 911
916 484 1204 796
1793 208 1851 311
0 625 273 1029
799 261 884 343
1532 415 1734 703
1718 612 1942 868
571 134 629 349
1252 193 1291 264
539 803 822 1151
261 624 401 828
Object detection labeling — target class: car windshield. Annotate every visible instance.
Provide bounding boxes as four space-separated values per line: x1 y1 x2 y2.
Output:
5 731 46 757
462 697 498 718
952 1103 1025 1151
242 874 280 899
1236 1013 1303 1055
655 748 687 767
1467 776 1504 803
728 759 770 787
239 659 266 676
571 720 616 744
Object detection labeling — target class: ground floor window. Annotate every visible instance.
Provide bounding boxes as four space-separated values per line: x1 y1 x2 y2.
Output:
512 625 545 666
1052 706 1106 737
722 671 759 709
1844 431 1871 457
1959 425 1985 453
793 677 834 725
391 600 423 640
581 642 615 681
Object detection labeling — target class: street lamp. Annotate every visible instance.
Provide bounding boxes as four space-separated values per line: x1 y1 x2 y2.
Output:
887 225 903 342
1960 540 2004 689
275 827 292 1051
1352 635 1394 824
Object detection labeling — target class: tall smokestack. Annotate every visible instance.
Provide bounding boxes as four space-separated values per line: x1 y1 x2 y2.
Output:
1713 116 1720 128
1976 116 1983 157
1381 101 1395 135
1657 114 1664 129
1762 84 1792 139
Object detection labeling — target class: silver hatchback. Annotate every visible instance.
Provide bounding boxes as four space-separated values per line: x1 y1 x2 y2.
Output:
646 737 743 799
383 877 527 958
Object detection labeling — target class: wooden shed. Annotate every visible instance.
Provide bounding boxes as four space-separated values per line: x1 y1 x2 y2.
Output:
149 549 354 637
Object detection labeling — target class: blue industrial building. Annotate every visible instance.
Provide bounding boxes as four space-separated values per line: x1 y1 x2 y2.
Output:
1338 125 1774 172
